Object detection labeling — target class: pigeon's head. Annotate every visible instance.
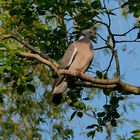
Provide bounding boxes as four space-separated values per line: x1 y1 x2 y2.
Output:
81 29 95 38
80 28 97 43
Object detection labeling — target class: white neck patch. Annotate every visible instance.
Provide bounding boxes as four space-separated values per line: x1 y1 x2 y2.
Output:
78 35 84 40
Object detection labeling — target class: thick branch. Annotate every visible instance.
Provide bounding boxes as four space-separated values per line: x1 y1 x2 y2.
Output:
118 80 140 94
74 81 117 89
17 52 140 95
2 30 140 95
58 69 119 85
58 69 140 95
1 49 140 95
18 52 58 71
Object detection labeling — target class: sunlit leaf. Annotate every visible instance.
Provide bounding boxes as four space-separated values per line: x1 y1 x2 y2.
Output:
97 126 103 132
131 130 140 135
6 65 12 71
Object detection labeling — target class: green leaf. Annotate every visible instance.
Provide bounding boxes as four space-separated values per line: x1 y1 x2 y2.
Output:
78 102 86 110
9 8 23 16
25 76 33 82
4 77 11 83
112 112 120 119
110 96 119 105
137 32 140 39
116 134 123 140
87 130 95 139
97 112 105 117
0 87 7 94
0 67 4 73
135 9 140 17
27 84 35 92
0 0 2 5
118 96 124 100
103 88 114 95
6 66 12 71
0 94 4 103
86 124 98 129
91 0 101 9
97 126 103 132
77 111 83 118
17 84 25 95
131 130 140 135
97 117 106 126
70 111 77 120
83 97 90 100
103 104 111 110
73 102 80 107
96 70 103 79
111 119 117 127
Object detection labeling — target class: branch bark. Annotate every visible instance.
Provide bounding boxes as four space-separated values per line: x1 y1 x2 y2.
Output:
16 52 140 95
1 47 140 95
18 52 58 71
1 31 140 95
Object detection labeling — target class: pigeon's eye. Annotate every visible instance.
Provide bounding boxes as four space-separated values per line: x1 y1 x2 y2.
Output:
90 31 93 35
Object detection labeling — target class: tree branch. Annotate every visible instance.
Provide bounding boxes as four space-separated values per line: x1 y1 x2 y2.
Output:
74 81 117 89
94 19 120 78
2 32 58 66
1 49 140 95
15 51 140 95
113 26 137 36
58 69 140 95
18 52 58 71
116 40 140 43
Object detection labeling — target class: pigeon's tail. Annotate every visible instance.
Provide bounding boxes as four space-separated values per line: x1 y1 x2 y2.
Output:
52 81 68 105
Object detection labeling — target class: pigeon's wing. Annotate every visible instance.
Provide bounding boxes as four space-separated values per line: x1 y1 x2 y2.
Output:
59 43 77 69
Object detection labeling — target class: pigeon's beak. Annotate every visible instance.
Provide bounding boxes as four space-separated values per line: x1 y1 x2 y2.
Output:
90 29 97 43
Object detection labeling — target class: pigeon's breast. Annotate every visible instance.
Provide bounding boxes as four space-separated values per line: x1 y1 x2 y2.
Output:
69 40 94 72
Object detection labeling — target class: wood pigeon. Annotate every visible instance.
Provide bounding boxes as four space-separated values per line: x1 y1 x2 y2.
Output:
52 29 95 105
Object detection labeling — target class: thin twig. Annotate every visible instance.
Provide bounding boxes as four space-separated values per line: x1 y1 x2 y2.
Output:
97 33 107 42
114 50 120 78
2 32 58 66
94 46 108 51
110 2 129 12
105 52 114 76
116 40 140 43
113 27 137 36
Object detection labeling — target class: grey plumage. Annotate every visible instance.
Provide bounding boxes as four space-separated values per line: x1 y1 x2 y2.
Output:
52 29 95 105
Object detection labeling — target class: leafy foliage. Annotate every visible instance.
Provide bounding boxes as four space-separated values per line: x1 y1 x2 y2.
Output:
128 0 140 17
0 0 140 139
